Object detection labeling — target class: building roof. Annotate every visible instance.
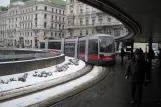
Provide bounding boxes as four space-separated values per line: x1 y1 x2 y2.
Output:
50 0 66 6
11 0 66 6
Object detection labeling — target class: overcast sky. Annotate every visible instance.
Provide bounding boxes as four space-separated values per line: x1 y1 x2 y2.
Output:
0 0 10 6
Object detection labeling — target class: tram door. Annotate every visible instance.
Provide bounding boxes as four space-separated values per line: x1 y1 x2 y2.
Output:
78 37 86 61
64 39 76 57
87 36 99 65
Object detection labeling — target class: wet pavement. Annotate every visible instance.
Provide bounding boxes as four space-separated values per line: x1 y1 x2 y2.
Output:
50 58 161 107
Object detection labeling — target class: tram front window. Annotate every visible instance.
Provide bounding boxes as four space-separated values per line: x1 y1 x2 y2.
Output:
100 37 115 53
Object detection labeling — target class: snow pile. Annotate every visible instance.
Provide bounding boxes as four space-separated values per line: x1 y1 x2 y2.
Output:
0 57 85 92
0 66 104 107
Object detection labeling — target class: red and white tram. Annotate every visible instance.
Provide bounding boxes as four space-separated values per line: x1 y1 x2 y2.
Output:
40 34 116 65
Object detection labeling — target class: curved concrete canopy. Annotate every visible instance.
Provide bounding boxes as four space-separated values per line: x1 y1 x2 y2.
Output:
78 0 161 42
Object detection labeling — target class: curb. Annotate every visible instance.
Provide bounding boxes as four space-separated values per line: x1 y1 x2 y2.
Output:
0 65 92 102
29 66 109 107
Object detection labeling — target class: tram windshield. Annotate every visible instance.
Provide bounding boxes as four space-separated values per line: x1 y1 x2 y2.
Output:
100 37 115 53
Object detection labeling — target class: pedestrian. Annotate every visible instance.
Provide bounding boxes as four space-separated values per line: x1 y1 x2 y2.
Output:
125 48 151 107
149 49 155 59
121 48 125 64
159 49 161 68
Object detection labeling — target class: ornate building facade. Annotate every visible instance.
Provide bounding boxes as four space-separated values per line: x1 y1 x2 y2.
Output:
0 0 66 48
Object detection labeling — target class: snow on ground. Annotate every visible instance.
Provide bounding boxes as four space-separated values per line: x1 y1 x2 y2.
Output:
0 56 85 92
0 66 102 107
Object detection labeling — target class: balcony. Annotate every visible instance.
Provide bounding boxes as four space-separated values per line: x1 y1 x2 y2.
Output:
67 13 75 18
95 22 122 27
51 20 65 24
65 21 122 29
7 28 16 32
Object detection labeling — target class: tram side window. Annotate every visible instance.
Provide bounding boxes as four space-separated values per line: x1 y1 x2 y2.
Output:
88 39 98 55
48 42 61 50
78 41 85 53
40 42 45 49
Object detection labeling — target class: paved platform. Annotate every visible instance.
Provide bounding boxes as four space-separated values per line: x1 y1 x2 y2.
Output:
51 58 161 107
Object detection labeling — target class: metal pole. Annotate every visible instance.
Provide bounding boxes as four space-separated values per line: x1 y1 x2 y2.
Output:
148 35 152 80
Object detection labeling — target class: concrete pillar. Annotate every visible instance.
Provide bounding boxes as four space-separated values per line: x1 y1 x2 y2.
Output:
131 39 134 58
148 35 152 73
45 39 48 50
61 38 65 53
74 37 79 58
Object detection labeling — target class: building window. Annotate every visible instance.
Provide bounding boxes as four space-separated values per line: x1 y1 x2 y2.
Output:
51 15 53 20
59 33 61 38
31 32 32 36
56 9 57 13
31 40 32 46
51 32 53 37
59 16 61 21
44 14 47 19
63 11 64 14
63 17 65 22
52 8 54 12
44 22 47 28
108 17 111 22
35 14 37 18
70 5 74 14
55 24 57 29
86 30 88 35
55 16 57 20
70 0 74 3
36 6 37 10
98 16 103 23
28 32 29 36
59 24 61 30
44 32 46 37
86 6 89 13
92 30 95 34
55 33 57 37
59 10 61 14
51 23 53 29
45 6 47 11
80 18 83 26
80 30 82 36
35 22 37 27
92 17 96 25
86 17 89 25
80 5 83 14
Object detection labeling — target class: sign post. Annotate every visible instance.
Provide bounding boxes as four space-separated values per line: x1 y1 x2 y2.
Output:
158 42 161 50
126 39 134 59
